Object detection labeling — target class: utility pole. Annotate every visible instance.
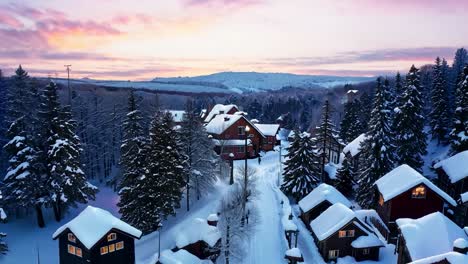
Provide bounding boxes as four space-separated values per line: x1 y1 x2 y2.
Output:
64 65 72 106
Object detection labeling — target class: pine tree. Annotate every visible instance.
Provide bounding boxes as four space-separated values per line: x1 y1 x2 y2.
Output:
430 57 450 144
179 99 218 211
0 190 6 255
340 98 364 143
118 91 147 222
0 70 8 174
281 131 320 200
39 82 98 221
450 65 468 153
333 157 354 197
247 99 262 120
356 77 395 208
315 100 340 180
359 92 373 130
393 65 427 171
450 48 468 114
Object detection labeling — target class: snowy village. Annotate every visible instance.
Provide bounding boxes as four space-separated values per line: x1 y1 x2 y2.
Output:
0 1 468 264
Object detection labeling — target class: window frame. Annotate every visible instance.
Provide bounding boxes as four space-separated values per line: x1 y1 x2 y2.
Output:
75 247 83 257
109 243 116 253
116 241 124 251
363 248 370 255
338 230 346 238
238 126 245 136
100 246 109 255
68 245 76 255
412 185 427 199
68 233 76 243
347 230 355 237
107 233 117 242
328 249 339 259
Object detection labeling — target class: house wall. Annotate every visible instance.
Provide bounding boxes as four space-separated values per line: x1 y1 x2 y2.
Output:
59 230 91 264
301 201 332 228
353 247 380 261
396 234 412 264
215 145 255 160
89 229 136 264
436 169 468 199
261 135 277 151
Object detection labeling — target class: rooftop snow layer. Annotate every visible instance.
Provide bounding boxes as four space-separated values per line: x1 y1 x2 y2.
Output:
205 114 243 135
343 133 368 157
375 164 456 206
298 183 351 213
285 248 302 258
204 104 238 122
396 212 468 261
434 151 468 183
310 203 355 241
160 249 212 264
175 218 221 248
409 252 468 264
461 192 468 203
255 124 280 137
351 235 384 248
52 206 142 249
167 110 185 123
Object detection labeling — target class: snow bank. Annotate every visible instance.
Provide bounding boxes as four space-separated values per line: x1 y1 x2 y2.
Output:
175 218 221 248
160 249 213 264
324 163 339 180
310 203 355 240
342 133 368 157
52 206 142 249
351 235 384 248
409 251 468 264
375 164 456 206
434 151 468 183
255 124 280 137
298 183 351 213
395 212 468 261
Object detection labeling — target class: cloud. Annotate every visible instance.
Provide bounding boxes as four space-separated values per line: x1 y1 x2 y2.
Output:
183 0 262 8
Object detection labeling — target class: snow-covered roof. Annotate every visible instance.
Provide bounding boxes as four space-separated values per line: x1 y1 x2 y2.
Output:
205 114 243 135
347 90 358 94
298 183 351 213
255 124 280 137
375 164 456 206
461 192 468 203
285 248 302 258
207 214 219 222
343 133 368 157
434 151 468 183
160 249 213 264
409 252 468 264
213 139 252 146
324 163 339 180
355 209 389 233
310 203 355 241
351 235 384 248
175 218 221 248
204 104 238 122
53 206 142 249
396 212 468 262
167 110 185 123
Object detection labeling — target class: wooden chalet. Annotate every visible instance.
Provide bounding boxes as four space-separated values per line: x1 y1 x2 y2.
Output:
203 104 239 123
298 183 352 226
254 124 280 151
173 217 221 261
310 203 384 262
342 133 368 171
53 206 142 264
395 212 468 264
374 164 457 241
205 114 265 160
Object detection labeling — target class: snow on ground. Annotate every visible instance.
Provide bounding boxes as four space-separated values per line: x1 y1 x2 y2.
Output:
422 129 451 179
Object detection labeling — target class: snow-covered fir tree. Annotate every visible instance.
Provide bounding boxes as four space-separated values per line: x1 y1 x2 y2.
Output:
356 77 395 208
39 81 97 221
0 189 6 255
339 99 363 143
333 157 354 197
450 48 468 114
247 99 262 120
358 91 373 131
450 65 468 153
393 65 427 171
179 99 218 211
118 91 147 222
315 100 340 179
281 131 320 200
430 57 450 144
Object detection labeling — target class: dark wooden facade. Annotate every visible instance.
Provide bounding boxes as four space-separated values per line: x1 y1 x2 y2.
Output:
313 220 381 262
376 183 447 239
56 228 137 264
174 240 221 261
300 200 333 228
261 134 279 152
436 168 468 199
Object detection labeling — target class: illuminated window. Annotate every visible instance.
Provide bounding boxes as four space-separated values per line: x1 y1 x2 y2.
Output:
347 230 355 237
68 245 76 255
378 195 384 206
109 244 115 253
68 233 76 243
107 233 117 241
116 241 124 250
100 246 108 255
329 250 339 259
412 185 426 199
363 248 370 255
338 231 347 238
75 248 82 257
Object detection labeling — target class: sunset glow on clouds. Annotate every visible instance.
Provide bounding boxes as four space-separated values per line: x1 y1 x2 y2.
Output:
0 0 467 80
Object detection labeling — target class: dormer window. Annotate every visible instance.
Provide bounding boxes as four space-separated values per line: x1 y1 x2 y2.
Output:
107 233 117 242
412 185 426 199
238 126 245 135
68 233 76 243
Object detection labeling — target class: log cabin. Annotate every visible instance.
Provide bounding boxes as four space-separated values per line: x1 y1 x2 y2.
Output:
342 133 368 172
310 203 384 262
205 114 265 160
298 183 352 227
173 217 221 261
203 104 239 123
53 206 142 264
395 212 468 264
374 164 457 242
254 124 280 152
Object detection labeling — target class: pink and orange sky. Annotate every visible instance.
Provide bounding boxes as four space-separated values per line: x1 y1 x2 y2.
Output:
1 0 468 80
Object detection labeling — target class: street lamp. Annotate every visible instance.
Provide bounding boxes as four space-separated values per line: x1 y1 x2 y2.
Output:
242 125 251 225
229 153 234 185
157 221 163 263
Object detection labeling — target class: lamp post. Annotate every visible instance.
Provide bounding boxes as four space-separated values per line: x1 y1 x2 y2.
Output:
229 153 234 185
242 125 250 225
157 221 163 263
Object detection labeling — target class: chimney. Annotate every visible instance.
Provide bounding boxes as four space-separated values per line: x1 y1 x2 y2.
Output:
453 238 468 254
219 110 225 114
207 213 219 227
224 117 230 122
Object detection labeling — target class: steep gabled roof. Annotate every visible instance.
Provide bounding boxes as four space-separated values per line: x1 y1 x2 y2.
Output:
205 114 265 138
343 133 368 157
374 164 456 206
204 104 238 123
396 212 468 262
434 151 468 184
53 206 142 249
255 124 280 137
298 183 351 213
175 218 221 248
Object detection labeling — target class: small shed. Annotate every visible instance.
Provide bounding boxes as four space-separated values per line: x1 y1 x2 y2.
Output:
434 151 468 199
53 206 142 264
254 124 280 151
